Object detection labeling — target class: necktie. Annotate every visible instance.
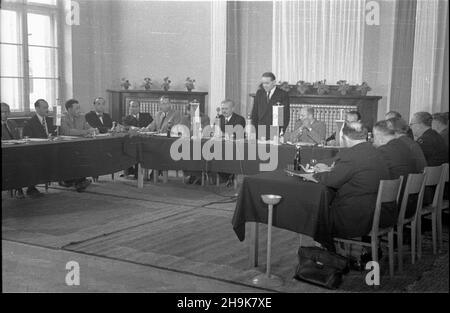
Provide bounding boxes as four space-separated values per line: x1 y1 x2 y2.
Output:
267 91 271 103
42 117 48 136
160 113 166 130
97 114 104 124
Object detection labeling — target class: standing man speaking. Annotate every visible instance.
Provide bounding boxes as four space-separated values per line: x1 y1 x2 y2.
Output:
250 72 290 139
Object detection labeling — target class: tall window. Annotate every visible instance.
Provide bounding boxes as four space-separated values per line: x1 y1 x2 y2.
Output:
272 0 365 84
1 0 60 113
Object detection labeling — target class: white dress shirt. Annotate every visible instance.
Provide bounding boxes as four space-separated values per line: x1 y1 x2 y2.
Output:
36 113 48 135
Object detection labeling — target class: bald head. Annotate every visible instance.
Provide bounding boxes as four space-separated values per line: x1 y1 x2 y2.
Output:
221 99 235 118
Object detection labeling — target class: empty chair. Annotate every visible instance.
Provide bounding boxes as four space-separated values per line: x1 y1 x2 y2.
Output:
396 172 427 272
335 177 403 277
417 165 446 258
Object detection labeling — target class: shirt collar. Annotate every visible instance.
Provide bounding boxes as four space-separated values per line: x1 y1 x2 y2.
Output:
36 113 45 122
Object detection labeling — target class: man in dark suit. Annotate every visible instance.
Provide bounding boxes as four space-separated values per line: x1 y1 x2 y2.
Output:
23 99 57 198
121 100 153 178
1 102 20 140
23 99 56 139
373 120 417 179
432 112 448 148
385 110 414 139
250 72 290 139
219 99 246 138
2 102 25 198
410 112 448 166
85 97 113 133
122 100 153 129
312 122 392 251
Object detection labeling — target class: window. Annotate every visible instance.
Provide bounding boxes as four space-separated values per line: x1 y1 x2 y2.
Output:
0 0 61 113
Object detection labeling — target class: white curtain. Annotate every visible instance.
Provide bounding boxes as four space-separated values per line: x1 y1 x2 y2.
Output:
272 0 365 84
410 0 449 117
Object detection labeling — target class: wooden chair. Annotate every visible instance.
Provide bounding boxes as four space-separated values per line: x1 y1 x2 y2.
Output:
396 173 427 272
418 165 447 258
436 163 449 250
335 177 403 277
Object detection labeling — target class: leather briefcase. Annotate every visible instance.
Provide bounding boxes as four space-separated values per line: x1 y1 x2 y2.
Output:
294 246 349 289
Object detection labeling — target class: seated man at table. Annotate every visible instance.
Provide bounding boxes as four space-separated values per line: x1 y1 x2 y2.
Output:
432 112 448 148
410 111 448 166
373 120 417 179
2 102 24 198
285 107 326 144
386 117 427 172
1 102 20 140
61 99 97 136
385 110 414 140
312 122 392 252
216 99 246 186
122 100 153 129
85 97 114 133
145 95 182 133
59 99 93 192
325 110 361 145
23 99 57 198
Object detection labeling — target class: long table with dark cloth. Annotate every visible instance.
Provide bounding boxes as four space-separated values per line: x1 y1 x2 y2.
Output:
2 134 342 190
2 135 139 190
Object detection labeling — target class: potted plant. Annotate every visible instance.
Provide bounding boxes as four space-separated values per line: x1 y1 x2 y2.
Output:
355 82 371 96
120 78 131 90
142 77 152 90
278 81 291 93
161 77 171 91
185 77 196 92
313 80 330 95
296 80 311 95
336 80 351 95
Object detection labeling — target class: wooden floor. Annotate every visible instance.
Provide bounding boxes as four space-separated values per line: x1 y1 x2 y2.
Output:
2 175 448 292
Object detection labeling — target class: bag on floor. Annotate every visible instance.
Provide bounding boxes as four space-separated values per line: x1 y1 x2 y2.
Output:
294 246 349 289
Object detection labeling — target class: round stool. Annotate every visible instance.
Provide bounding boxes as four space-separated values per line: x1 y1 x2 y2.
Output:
251 194 283 287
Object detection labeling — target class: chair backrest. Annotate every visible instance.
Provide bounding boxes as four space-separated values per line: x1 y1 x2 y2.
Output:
372 176 404 234
398 173 427 224
436 163 449 209
424 165 446 208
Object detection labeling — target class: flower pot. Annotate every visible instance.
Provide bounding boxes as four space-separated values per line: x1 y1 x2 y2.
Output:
297 86 309 95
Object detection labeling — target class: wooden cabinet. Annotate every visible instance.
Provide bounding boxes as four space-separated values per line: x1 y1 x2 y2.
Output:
107 90 208 122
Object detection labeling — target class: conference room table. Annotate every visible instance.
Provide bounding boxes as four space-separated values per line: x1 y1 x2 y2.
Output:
2 133 342 190
1 134 139 190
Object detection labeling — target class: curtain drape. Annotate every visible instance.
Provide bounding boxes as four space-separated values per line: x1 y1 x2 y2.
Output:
410 0 449 117
272 0 365 84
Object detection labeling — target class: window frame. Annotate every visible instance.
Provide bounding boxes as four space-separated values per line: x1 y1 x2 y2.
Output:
0 0 64 116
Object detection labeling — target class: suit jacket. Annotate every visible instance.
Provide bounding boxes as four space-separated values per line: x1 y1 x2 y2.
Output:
286 119 326 144
314 142 392 239
1 119 20 140
23 114 56 139
377 138 418 179
85 111 113 134
440 128 448 148
398 135 427 172
250 87 290 138
219 113 246 133
147 109 182 133
417 128 448 166
122 113 153 128
60 113 91 136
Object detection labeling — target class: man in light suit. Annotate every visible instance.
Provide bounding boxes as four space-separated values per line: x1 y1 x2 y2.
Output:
285 107 326 144
250 72 290 139
85 97 114 133
145 96 182 133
